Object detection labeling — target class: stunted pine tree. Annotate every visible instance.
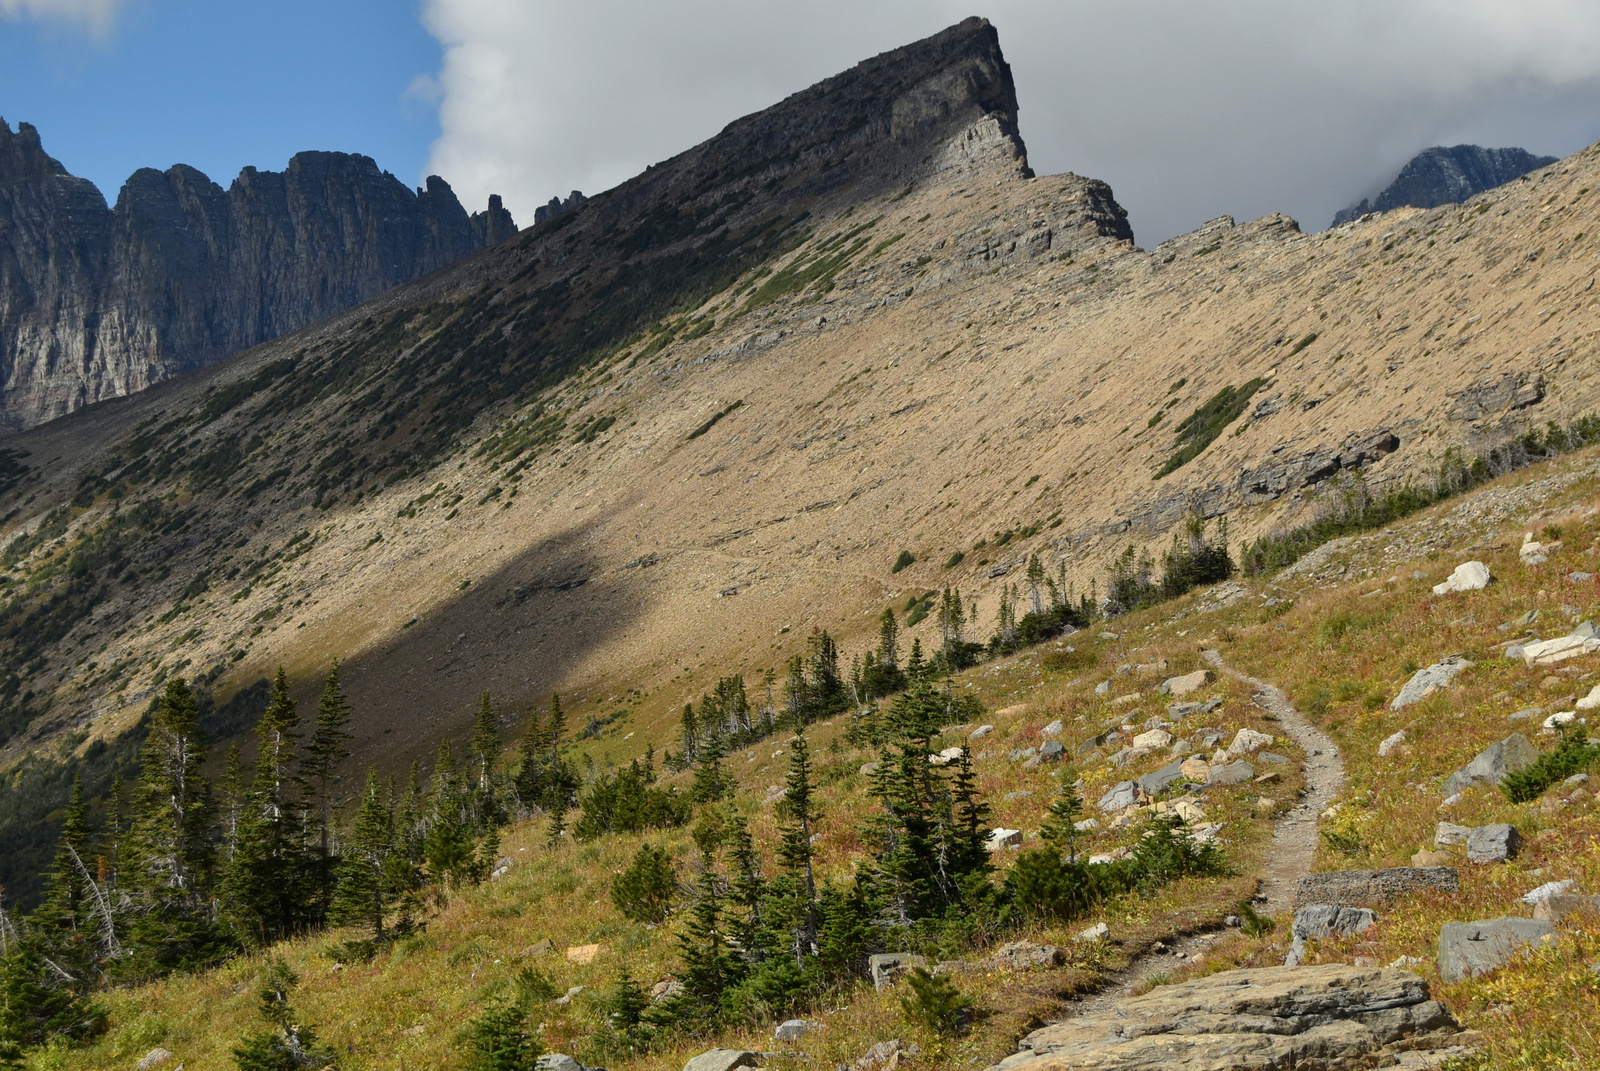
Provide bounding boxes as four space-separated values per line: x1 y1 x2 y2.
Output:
471 692 501 796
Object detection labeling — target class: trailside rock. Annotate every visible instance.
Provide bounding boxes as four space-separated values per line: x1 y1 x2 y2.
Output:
537 1055 590 1071
1159 669 1215 696
1392 656 1474 710
1292 867 1460 909
1075 922 1110 942
982 940 1065 970
869 953 927 991
1432 561 1492 594
774 1020 820 1042
1097 781 1140 812
1438 918 1554 983
1228 728 1274 754
1466 823 1521 863
990 964 1463 1071
1287 905 1378 966
1441 734 1538 797
684 1050 762 1071
1206 760 1255 786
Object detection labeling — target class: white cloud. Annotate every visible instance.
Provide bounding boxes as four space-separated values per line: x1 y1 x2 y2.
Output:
419 1 1600 242
0 0 121 38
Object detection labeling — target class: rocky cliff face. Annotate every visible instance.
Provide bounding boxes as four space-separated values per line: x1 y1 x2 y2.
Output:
1331 144 1557 227
0 122 516 432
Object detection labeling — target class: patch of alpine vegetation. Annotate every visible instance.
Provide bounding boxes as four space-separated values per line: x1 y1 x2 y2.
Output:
1155 378 1265 478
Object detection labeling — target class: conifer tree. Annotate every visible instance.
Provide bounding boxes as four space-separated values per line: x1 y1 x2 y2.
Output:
471 692 501 797
690 724 729 803
219 745 246 864
331 769 414 942
666 813 743 1027
231 957 334 1071
302 662 353 896
122 677 223 974
1039 769 1087 863
678 702 698 764
39 777 92 942
772 732 819 966
0 924 106 1062
222 670 311 946
513 703 545 809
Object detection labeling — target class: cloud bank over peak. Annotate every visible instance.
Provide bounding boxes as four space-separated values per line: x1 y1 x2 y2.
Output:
356 4 1600 244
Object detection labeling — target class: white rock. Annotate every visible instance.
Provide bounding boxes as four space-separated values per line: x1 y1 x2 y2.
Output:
1432 561 1492 594
1094 680 1111 696
1521 536 1549 566
1041 719 1065 737
927 746 965 766
773 1019 818 1042
1522 880 1576 905
1227 728 1274 755
1075 922 1110 942
136 1050 176 1071
969 724 995 740
1377 730 1407 757
985 827 1023 851
1521 634 1600 666
1074 818 1101 831
1131 728 1174 750
1544 711 1578 729
1577 685 1600 711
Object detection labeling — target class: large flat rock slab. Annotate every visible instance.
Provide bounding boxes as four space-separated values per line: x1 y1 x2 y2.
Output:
1292 866 1459 909
989 964 1464 1071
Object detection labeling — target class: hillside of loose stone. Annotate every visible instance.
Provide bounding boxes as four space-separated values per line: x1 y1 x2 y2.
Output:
1 15 1599 907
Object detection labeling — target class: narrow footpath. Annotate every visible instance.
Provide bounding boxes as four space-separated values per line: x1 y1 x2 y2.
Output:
1054 651 1347 1016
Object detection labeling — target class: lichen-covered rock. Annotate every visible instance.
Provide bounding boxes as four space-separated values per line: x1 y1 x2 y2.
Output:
989 964 1463 1071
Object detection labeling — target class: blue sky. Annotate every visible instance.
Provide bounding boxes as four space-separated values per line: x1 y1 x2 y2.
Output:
4 1 1600 242
0 0 441 204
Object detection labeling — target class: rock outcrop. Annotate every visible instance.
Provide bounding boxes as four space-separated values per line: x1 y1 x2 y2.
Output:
0 120 516 432
1332 144 1557 227
992 964 1468 1071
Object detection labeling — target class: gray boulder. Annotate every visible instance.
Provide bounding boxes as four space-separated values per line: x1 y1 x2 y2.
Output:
1437 918 1554 983
1206 760 1255 786
538 1056 589 1071
1434 822 1472 847
1466 823 1521 863
1534 894 1600 924
1286 905 1377 966
773 1020 819 1042
981 940 1064 970
1136 760 1186 796
1097 781 1140 812
136 1051 175 1071
868 953 927 992
1392 656 1473 710
1441 733 1538 797
683 1051 761 1071
994 964 1463 1071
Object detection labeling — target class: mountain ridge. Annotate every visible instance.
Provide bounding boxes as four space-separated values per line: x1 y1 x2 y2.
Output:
1331 143 1558 227
0 120 517 434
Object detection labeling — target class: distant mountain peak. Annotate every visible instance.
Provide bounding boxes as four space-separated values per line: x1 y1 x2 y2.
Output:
1331 144 1557 227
